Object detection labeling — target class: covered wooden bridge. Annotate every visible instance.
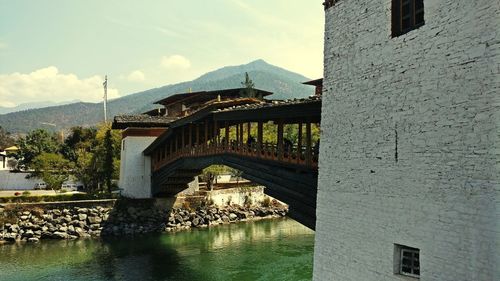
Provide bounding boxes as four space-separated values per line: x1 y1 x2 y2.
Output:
143 97 322 229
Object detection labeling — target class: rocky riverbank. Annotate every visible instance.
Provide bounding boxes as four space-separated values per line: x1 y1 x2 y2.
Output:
0 200 288 243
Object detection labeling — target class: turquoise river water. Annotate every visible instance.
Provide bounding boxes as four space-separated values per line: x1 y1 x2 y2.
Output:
0 218 314 281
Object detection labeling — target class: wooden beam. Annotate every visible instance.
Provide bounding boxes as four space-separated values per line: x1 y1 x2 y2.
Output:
225 121 229 148
236 123 239 147
257 121 263 155
297 122 303 164
175 130 179 152
247 122 251 140
204 120 208 144
306 121 312 165
213 120 219 144
188 124 192 148
196 124 200 146
239 123 244 148
181 126 185 149
277 119 284 161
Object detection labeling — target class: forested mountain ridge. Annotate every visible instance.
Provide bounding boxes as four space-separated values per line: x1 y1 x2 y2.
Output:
0 60 315 133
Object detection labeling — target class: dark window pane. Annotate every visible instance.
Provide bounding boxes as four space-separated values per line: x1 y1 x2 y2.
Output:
415 0 424 10
402 3 411 16
416 12 424 25
402 18 411 30
414 269 420 275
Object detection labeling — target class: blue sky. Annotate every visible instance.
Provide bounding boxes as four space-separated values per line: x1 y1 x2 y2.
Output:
0 0 324 107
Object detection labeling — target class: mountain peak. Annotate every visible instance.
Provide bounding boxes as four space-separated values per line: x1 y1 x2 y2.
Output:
247 59 269 66
194 59 309 84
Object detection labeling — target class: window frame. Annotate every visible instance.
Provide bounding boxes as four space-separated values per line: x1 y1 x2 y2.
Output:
394 244 420 278
392 0 425 37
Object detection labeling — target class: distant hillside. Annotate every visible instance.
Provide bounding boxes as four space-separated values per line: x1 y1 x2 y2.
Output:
0 60 315 133
0 100 80 115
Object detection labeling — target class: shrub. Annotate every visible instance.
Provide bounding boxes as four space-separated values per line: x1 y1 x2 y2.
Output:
261 197 271 207
244 195 253 207
22 191 31 196
14 192 21 197
182 200 192 211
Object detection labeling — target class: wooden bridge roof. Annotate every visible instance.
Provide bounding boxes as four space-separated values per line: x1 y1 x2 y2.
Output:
153 88 273 106
213 97 321 123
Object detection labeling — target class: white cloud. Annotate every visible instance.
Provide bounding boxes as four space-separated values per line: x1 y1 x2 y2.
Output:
127 70 146 82
0 66 120 107
161 55 191 70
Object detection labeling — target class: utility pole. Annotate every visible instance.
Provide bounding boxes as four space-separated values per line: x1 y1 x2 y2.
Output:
103 75 108 123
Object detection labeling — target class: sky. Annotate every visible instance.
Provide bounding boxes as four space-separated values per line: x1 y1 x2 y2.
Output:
0 0 324 108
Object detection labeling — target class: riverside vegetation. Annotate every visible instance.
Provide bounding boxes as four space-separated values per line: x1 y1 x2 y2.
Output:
0 199 288 244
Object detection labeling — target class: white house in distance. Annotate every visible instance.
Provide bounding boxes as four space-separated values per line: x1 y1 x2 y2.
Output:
0 146 18 171
314 1 499 281
0 146 43 190
0 150 8 171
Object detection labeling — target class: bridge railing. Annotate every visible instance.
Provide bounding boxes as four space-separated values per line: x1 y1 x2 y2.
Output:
152 139 318 172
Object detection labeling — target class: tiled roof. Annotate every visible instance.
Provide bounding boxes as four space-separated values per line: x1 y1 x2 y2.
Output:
215 96 321 113
112 115 178 129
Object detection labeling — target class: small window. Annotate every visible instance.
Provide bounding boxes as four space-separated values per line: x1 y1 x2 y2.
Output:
392 0 425 37
395 244 420 278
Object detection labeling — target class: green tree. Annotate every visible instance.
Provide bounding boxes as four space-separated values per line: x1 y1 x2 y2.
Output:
0 126 15 149
71 123 120 194
31 153 73 190
15 129 60 170
61 126 97 162
240 72 256 98
73 150 99 193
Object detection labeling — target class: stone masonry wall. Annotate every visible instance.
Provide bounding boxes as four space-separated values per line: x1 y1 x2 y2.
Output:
314 1 499 281
1 196 288 243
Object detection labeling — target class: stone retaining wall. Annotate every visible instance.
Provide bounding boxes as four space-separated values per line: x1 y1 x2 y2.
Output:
0 198 287 243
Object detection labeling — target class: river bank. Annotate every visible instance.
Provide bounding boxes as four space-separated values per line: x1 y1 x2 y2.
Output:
0 199 288 243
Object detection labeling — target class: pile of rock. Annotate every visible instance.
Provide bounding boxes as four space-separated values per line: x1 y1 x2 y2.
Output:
165 205 288 232
0 207 110 242
100 205 169 236
0 203 288 243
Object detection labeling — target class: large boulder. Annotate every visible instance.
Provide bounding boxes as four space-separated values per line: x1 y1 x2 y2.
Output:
87 216 102 224
229 213 238 221
52 232 68 239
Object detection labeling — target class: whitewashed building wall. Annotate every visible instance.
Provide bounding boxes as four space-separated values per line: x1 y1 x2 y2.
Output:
119 136 156 198
314 0 499 280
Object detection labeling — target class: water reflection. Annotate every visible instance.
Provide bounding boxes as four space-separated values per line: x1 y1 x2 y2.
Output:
0 219 314 281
